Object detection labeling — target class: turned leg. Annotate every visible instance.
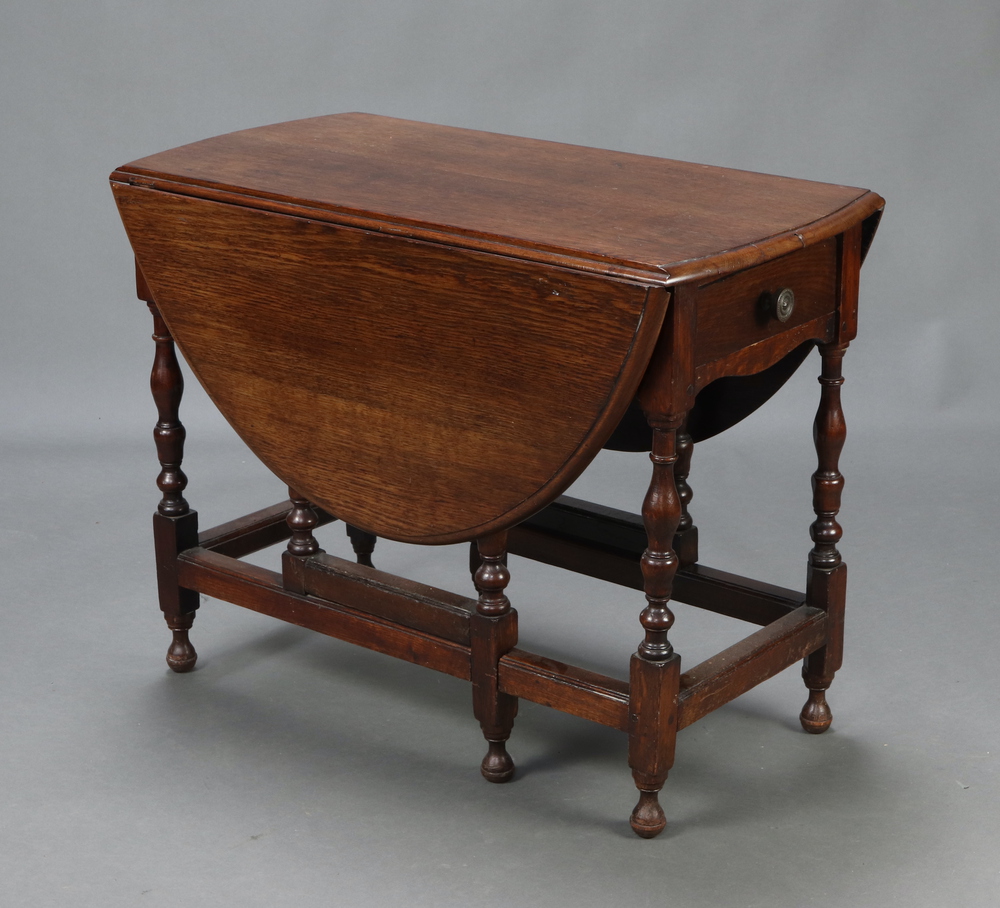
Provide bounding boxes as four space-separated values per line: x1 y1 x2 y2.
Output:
672 424 698 567
628 418 683 838
468 542 506 594
800 344 848 733
346 524 377 567
470 531 518 782
148 300 199 672
282 488 324 593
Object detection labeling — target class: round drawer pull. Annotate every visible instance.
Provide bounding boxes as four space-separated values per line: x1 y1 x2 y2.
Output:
772 288 795 322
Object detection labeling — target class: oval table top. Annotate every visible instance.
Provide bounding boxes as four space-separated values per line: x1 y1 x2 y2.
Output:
113 112 882 285
111 114 882 543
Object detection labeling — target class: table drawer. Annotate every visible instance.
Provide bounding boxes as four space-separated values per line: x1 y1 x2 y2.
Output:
694 238 837 367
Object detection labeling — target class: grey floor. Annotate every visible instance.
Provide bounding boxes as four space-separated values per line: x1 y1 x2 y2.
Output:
4 384 998 907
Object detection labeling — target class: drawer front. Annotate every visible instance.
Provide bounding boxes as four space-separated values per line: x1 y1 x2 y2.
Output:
693 238 837 367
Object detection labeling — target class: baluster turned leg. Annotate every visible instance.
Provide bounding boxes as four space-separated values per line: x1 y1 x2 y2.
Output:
148 301 199 672
471 531 518 782
346 524 377 567
282 488 323 594
468 542 506 593
673 425 698 567
287 488 321 558
800 344 849 733
628 418 683 838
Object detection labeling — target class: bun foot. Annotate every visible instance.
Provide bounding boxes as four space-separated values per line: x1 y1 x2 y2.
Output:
630 790 666 839
480 740 515 783
800 689 832 734
166 630 197 673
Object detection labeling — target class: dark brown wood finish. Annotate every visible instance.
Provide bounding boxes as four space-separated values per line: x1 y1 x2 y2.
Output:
796 224 860 733
146 294 199 673
471 532 518 783
290 552 474 645
693 238 837 369
345 525 377 568
626 270 698 837
628 420 684 838
282 488 322 595
673 426 698 567
148 298 189 519
113 113 882 283
114 187 665 544
678 606 827 730
285 488 322 558
152 511 198 673
800 343 849 733
198 501 334 559
179 548 475 680
113 114 882 838
498 650 630 731
508 495 807 625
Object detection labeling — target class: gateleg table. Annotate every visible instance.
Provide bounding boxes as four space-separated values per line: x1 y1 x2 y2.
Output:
111 113 883 837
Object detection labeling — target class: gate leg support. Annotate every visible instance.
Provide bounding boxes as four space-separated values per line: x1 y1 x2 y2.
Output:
471 531 518 782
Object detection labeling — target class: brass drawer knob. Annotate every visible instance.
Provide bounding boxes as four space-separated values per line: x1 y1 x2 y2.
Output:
772 287 795 322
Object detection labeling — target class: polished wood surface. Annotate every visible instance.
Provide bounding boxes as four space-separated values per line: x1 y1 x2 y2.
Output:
112 114 883 838
692 237 837 367
114 112 881 283
113 114 882 543
115 187 662 543
801 343 849 733
147 299 198 673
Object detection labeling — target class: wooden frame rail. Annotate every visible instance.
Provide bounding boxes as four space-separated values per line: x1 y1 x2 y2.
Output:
677 606 826 729
198 501 336 558
177 542 638 731
510 496 806 626
177 546 474 681
178 502 825 738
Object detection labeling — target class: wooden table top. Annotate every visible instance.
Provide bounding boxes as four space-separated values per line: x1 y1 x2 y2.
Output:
112 115 882 543
113 113 882 284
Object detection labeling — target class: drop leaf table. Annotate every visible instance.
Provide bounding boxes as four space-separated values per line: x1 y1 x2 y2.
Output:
111 114 883 837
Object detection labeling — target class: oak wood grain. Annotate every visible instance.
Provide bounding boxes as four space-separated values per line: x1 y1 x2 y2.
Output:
498 649 630 731
693 238 837 366
112 113 883 284
678 606 827 730
112 114 884 837
287 551 475 645
114 185 663 544
177 548 473 681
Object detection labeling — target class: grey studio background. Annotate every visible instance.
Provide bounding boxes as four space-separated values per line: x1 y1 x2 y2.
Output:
2 2 998 906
